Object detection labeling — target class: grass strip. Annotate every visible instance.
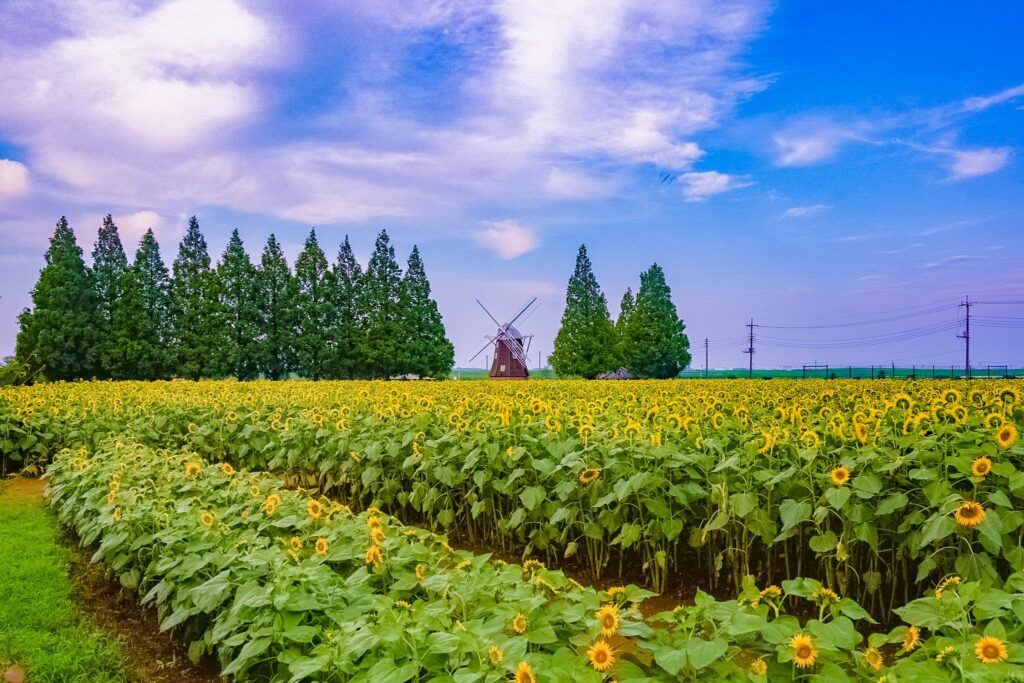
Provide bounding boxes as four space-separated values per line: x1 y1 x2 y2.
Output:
0 478 126 683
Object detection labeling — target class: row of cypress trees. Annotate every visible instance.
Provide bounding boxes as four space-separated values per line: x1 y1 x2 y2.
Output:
15 216 454 382
550 245 691 379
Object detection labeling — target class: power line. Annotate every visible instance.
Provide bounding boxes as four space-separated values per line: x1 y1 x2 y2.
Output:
758 303 955 330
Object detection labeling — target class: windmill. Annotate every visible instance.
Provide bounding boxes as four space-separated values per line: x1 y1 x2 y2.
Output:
468 298 537 379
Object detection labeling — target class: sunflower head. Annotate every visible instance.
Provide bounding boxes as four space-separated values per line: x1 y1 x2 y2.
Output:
831 466 851 486
596 604 620 636
587 640 615 672
974 636 1008 664
488 644 504 666
315 537 329 556
514 661 536 683
579 467 601 484
790 633 818 669
996 423 1018 449
220 463 235 476
750 658 767 676
512 612 528 634
901 626 920 652
185 462 201 477
365 544 383 567
200 511 214 527
954 501 985 527
864 647 883 671
971 456 992 478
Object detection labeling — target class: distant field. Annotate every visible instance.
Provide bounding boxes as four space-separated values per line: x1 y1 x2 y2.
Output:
452 367 1021 380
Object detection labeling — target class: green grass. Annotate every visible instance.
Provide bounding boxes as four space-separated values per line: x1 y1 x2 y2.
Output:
0 479 126 683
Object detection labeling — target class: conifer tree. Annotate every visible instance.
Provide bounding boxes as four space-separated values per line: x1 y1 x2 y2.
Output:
359 230 404 379
620 263 690 378
171 216 227 379
549 245 619 379
217 229 261 380
294 229 334 380
132 229 173 378
93 214 128 378
15 217 101 381
104 266 164 379
614 288 635 369
400 245 454 378
328 236 365 379
256 234 298 379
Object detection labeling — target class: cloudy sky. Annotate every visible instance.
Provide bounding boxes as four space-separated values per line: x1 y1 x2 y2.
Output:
1 1 1022 370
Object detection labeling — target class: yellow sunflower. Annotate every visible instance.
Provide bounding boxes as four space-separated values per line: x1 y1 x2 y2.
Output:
750 658 767 676
790 633 818 669
901 626 921 652
596 604 620 636
587 641 615 672
264 494 281 515
864 647 883 671
514 661 536 683
200 511 214 527
935 576 961 599
185 462 201 476
996 423 1018 449
831 466 851 486
579 467 601 484
220 463 235 476
971 456 992 478
365 544 383 567
315 537 329 556
488 644 504 666
307 499 323 519
974 636 1008 664
512 612 528 634
954 501 985 527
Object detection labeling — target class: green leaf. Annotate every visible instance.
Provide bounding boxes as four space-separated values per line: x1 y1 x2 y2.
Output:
779 499 812 532
685 638 728 670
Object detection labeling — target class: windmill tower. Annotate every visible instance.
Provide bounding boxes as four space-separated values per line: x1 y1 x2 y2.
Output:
468 298 537 379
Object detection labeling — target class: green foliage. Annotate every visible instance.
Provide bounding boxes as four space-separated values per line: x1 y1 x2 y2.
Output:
327 236 364 379
130 229 173 379
550 245 620 379
92 215 128 379
359 230 405 379
0 357 27 386
0 480 127 681
294 230 335 380
103 267 167 380
171 217 227 379
255 234 297 380
15 217 101 381
399 246 454 378
619 263 690 378
217 230 261 380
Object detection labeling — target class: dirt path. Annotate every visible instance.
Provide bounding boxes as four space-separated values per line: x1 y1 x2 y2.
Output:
3 478 221 683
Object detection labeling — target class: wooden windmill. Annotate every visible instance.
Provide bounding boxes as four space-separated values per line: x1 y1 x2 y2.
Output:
468 298 537 379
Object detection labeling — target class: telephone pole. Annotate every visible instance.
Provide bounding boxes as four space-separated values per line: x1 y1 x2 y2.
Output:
743 318 758 379
958 295 971 379
704 338 709 379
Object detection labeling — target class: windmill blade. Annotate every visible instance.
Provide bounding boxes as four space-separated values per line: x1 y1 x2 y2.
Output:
507 297 538 327
466 337 494 364
496 329 529 367
476 299 502 328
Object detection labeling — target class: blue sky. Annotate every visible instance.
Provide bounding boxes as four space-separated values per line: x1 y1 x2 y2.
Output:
1 0 1022 370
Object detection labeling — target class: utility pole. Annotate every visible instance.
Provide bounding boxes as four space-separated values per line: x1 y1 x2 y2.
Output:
958 295 971 379
743 319 758 379
704 338 709 379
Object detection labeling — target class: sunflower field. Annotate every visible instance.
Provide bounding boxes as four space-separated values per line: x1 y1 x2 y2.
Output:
3 379 1024 680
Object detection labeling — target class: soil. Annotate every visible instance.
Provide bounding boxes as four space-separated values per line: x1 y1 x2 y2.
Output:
63 531 224 683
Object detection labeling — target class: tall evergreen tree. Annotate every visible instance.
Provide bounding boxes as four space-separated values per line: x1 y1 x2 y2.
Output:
171 216 227 379
15 217 101 381
217 229 261 380
400 246 454 378
615 288 635 368
328 236 365 379
359 230 404 379
620 263 690 378
256 234 298 379
104 266 166 379
133 229 173 378
93 214 128 378
549 245 619 379
294 229 334 380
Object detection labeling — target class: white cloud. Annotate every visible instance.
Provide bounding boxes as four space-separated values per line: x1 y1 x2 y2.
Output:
962 83 1024 111
0 160 30 197
474 220 540 259
949 147 1011 179
922 254 983 269
118 211 166 249
679 171 751 201
774 128 851 166
781 204 829 219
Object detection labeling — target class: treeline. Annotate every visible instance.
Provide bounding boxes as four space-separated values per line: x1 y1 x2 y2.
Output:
15 216 454 382
550 245 690 379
